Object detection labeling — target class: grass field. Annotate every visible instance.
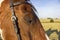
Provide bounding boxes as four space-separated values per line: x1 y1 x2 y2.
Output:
40 18 60 40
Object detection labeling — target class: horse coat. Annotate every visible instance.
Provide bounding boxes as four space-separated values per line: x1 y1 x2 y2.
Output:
0 0 49 40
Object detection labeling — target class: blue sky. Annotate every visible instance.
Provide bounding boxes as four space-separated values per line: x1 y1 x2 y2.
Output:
31 0 60 18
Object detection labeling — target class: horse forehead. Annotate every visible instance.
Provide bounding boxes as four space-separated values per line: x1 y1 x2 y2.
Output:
0 0 4 7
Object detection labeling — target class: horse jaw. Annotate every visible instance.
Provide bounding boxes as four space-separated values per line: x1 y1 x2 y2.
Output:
0 0 4 7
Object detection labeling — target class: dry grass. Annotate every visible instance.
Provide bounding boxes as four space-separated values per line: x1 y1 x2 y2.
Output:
40 18 60 40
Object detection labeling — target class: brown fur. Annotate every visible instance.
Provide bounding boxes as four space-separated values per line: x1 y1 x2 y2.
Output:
0 0 47 40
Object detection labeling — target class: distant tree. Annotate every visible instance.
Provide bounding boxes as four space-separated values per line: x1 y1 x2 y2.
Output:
50 19 54 22
47 18 51 19
56 18 58 19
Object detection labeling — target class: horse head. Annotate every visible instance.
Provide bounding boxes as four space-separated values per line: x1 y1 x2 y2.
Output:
0 0 48 40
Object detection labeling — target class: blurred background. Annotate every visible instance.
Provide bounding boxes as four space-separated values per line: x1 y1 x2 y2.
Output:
0 0 60 40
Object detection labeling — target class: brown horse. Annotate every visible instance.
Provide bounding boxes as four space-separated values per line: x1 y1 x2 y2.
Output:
0 0 49 40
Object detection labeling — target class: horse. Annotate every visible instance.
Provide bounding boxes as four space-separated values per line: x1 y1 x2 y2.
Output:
0 0 49 40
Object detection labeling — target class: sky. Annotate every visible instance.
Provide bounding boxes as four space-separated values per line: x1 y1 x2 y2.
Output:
31 0 60 18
